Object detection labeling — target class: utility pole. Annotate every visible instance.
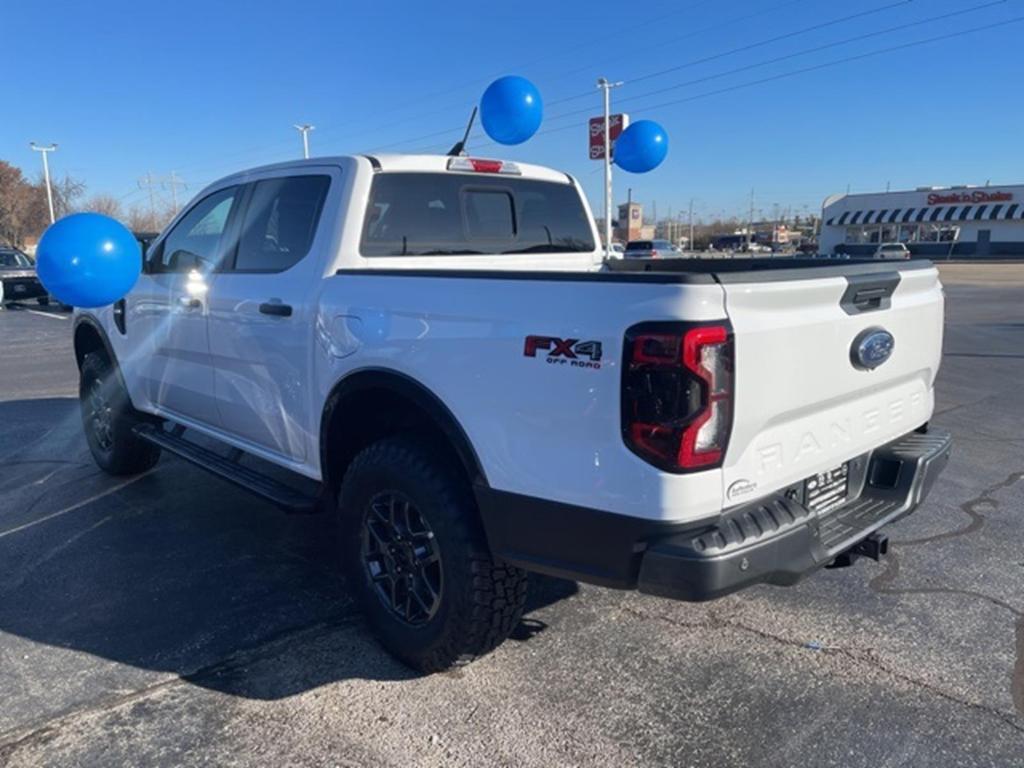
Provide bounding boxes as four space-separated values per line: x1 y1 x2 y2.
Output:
294 123 315 159
596 77 623 258
688 197 695 253
747 188 755 253
163 171 187 213
29 142 58 224
138 172 159 218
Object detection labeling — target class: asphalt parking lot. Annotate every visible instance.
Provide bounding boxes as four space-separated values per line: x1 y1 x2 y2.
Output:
1 264 1022 767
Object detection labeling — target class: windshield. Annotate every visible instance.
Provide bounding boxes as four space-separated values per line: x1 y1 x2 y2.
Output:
361 173 596 256
0 250 32 268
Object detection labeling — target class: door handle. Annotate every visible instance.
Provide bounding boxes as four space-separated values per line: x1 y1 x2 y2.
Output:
259 302 293 317
178 296 201 310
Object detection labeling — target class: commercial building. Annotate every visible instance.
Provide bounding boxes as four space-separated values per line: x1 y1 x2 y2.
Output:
820 184 1024 258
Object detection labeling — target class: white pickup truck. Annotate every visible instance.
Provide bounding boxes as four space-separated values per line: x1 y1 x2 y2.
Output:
73 154 951 671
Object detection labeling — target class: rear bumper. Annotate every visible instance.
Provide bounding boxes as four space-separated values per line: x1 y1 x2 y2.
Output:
0 276 47 301
476 428 952 601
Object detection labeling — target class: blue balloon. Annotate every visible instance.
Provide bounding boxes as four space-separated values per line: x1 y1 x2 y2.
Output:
480 76 543 145
613 120 669 174
35 213 141 308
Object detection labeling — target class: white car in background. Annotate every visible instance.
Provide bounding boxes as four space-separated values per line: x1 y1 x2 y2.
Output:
874 242 911 260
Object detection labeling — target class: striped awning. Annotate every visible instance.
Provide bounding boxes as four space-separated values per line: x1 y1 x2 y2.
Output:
826 202 1024 227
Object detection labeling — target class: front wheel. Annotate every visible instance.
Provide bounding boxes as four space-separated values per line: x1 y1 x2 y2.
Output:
339 437 528 672
79 352 161 475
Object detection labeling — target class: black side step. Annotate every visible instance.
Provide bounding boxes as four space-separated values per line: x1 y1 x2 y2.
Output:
134 423 319 514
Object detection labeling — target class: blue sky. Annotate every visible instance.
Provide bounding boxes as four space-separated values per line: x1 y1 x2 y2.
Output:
5 0 1023 222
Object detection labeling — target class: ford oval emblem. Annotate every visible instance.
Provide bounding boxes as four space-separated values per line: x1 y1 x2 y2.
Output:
851 327 895 370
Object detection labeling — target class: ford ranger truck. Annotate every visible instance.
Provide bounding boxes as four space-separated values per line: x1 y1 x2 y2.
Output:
72 154 951 671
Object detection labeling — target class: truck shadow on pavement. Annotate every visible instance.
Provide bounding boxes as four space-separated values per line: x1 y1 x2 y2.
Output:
0 397 579 701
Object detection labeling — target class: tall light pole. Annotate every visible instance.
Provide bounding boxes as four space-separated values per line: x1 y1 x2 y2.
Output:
596 78 622 258
30 142 58 224
293 124 315 159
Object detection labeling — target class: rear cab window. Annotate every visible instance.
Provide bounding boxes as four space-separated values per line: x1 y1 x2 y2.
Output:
360 173 595 256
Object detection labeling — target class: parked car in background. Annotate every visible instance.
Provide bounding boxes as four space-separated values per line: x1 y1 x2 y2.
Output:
874 242 911 260
624 239 676 259
0 247 49 307
609 242 625 257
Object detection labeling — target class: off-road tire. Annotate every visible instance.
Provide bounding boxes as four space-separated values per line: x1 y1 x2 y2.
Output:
339 436 528 672
79 352 161 475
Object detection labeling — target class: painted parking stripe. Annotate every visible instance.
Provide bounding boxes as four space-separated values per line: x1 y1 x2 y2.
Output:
23 309 69 321
0 469 156 540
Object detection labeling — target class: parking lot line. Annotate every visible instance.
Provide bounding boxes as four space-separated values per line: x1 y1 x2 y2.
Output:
0 469 155 540
22 309 70 321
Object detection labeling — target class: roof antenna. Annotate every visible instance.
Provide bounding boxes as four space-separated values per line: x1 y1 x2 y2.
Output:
448 106 478 157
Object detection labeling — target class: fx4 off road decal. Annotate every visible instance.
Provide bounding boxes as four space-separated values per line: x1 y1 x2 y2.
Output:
523 336 603 370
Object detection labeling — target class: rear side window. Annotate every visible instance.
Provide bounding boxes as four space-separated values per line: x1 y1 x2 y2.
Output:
361 173 595 256
233 175 330 272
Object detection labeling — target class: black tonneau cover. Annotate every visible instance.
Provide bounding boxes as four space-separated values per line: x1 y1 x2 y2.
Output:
336 258 934 285
606 257 935 284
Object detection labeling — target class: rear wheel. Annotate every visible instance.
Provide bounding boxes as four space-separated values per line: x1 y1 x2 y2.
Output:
79 352 161 475
339 437 527 672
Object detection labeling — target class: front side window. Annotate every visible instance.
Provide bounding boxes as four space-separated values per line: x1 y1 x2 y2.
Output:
150 187 238 273
233 175 331 272
361 173 595 256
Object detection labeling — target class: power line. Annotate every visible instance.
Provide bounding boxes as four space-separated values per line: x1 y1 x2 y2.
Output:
127 0 913 181
502 0 1010 134
369 0 935 155
464 14 1024 153
627 0 915 87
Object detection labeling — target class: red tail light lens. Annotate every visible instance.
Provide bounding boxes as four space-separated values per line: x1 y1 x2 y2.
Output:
622 322 734 472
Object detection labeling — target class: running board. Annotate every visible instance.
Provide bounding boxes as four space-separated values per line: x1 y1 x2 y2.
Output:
133 423 319 514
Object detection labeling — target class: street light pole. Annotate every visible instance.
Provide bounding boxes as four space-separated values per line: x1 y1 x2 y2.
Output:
293 124 315 159
29 142 58 224
596 77 622 259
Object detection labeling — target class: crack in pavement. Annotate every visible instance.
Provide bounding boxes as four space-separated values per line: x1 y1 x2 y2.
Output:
619 603 1024 735
891 470 1023 548
0 613 360 764
867 469 1024 719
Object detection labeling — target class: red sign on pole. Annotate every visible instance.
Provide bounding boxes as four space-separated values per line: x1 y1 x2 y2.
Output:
589 114 629 160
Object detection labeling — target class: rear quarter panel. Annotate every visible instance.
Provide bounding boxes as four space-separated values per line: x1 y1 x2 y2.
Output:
315 273 729 523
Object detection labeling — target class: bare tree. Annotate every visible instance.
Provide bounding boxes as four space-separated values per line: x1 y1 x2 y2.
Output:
82 193 124 220
48 173 86 219
126 204 175 233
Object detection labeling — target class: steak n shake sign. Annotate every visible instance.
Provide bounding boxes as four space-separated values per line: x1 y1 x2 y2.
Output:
926 189 1013 206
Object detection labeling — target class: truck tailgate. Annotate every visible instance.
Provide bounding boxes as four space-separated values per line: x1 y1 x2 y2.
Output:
720 263 944 506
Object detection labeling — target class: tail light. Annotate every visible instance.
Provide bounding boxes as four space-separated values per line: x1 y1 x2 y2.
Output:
622 322 734 472
650 249 659 259
446 157 522 175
